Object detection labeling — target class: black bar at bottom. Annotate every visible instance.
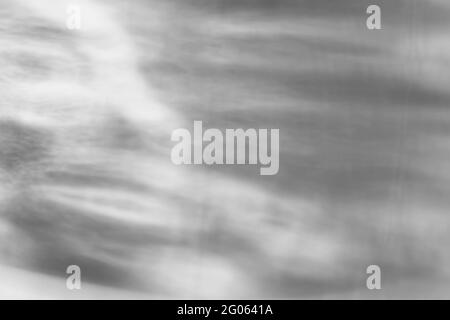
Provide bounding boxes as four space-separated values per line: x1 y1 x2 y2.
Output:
0 300 444 318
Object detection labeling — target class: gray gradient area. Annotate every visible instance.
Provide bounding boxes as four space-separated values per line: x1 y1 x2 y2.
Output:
0 0 450 298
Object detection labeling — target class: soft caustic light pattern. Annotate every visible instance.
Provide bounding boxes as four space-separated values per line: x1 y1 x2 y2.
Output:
0 0 450 299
